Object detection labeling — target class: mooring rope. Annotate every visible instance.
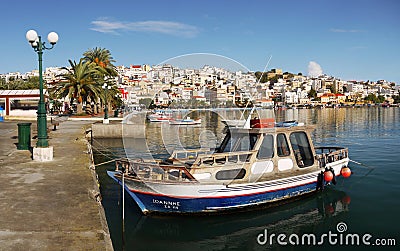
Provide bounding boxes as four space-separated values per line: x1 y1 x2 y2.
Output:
94 158 120 167
349 159 375 170
347 159 375 189
91 144 116 159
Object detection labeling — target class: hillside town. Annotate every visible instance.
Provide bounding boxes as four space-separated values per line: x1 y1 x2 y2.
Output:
1 64 399 116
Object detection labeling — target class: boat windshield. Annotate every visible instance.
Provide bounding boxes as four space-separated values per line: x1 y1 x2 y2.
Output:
289 132 314 167
218 133 258 153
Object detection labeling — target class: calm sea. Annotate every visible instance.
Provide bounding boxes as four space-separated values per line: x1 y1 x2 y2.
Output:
93 107 400 251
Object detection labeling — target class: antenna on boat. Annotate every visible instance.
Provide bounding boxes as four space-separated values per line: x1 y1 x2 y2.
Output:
243 55 273 129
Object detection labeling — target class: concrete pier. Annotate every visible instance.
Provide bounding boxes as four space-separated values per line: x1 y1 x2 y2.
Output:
91 122 145 138
0 120 113 250
91 112 146 139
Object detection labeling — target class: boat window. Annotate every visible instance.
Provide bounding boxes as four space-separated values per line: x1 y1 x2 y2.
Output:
289 132 314 167
218 132 233 153
218 133 258 152
277 133 291 157
216 168 246 180
257 134 274 159
236 134 258 151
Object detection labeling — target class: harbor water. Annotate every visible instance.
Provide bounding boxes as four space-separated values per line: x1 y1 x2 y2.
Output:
93 107 400 251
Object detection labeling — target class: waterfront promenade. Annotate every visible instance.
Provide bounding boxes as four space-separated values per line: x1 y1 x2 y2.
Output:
0 120 113 250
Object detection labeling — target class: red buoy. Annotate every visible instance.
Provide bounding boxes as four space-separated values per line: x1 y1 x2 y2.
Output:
341 167 351 178
325 204 335 215
324 171 334 182
341 195 351 205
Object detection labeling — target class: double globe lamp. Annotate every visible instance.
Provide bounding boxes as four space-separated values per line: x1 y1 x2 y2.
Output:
25 29 59 161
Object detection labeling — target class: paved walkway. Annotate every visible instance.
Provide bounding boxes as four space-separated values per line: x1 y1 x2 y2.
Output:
0 120 113 250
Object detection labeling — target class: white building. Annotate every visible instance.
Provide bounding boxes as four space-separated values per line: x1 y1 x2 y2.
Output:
347 83 364 93
284 91 299 104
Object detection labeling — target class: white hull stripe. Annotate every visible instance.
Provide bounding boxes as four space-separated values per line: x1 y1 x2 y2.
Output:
198 172 319 194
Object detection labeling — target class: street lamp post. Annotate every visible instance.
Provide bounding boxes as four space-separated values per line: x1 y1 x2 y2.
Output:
26 29 58 161
102 83 111 124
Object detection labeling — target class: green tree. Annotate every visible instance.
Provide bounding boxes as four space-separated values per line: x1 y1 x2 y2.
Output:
139 98 153 109
54 59 101 114
24 76 40 89
392 95 400 104
0 77 5 89
0 76 39 90
255 71 262 80
83 47 120 110
327 85 336 94
377 95 385 103
308 89 317 99
254 71 269 83
0 78 19 90
364 93 377 103
364 93 386 104
83 47 117 77
268 75 280 84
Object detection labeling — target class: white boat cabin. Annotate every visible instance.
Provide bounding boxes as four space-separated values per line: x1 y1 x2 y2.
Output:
180 125 319 183
115 120 348 186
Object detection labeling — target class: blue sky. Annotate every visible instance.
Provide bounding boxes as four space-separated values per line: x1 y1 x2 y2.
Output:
2 0 399 83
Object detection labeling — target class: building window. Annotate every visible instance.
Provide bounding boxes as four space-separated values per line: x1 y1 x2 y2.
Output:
277 133 290 157
289 132 314 168
257 134 274 159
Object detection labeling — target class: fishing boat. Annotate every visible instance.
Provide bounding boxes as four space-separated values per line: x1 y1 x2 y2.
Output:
221 119 246 128
275 120 303 127
108 117 351 215
147 110 173 122
169 117 202 125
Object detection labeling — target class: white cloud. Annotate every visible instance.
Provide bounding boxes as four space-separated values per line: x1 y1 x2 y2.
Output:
308 61 323 77
91 19 199 38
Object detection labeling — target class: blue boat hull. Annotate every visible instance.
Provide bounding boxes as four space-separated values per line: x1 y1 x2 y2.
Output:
107 171 319 214
131 183 317 214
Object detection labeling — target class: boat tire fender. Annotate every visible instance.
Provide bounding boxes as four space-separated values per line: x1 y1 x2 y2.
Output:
317 171 325 191
329 167 337 185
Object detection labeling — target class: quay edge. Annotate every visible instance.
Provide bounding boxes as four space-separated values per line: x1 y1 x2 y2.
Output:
0 120 114 250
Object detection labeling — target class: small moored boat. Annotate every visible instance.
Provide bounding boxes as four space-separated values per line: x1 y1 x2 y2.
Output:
169 117 202 125
147 110 173 122
108 118 351 215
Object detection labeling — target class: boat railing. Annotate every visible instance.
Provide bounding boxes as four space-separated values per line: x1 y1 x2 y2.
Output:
114 158 197 182
315 147 349 168
169 148 212 161
191 150 258 167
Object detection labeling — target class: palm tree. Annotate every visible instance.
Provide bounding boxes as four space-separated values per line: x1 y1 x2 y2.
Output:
83 47 121 112
83 47 117 77
54 59 101 114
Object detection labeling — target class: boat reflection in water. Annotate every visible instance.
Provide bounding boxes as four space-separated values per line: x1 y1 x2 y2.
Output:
117 189 350 251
